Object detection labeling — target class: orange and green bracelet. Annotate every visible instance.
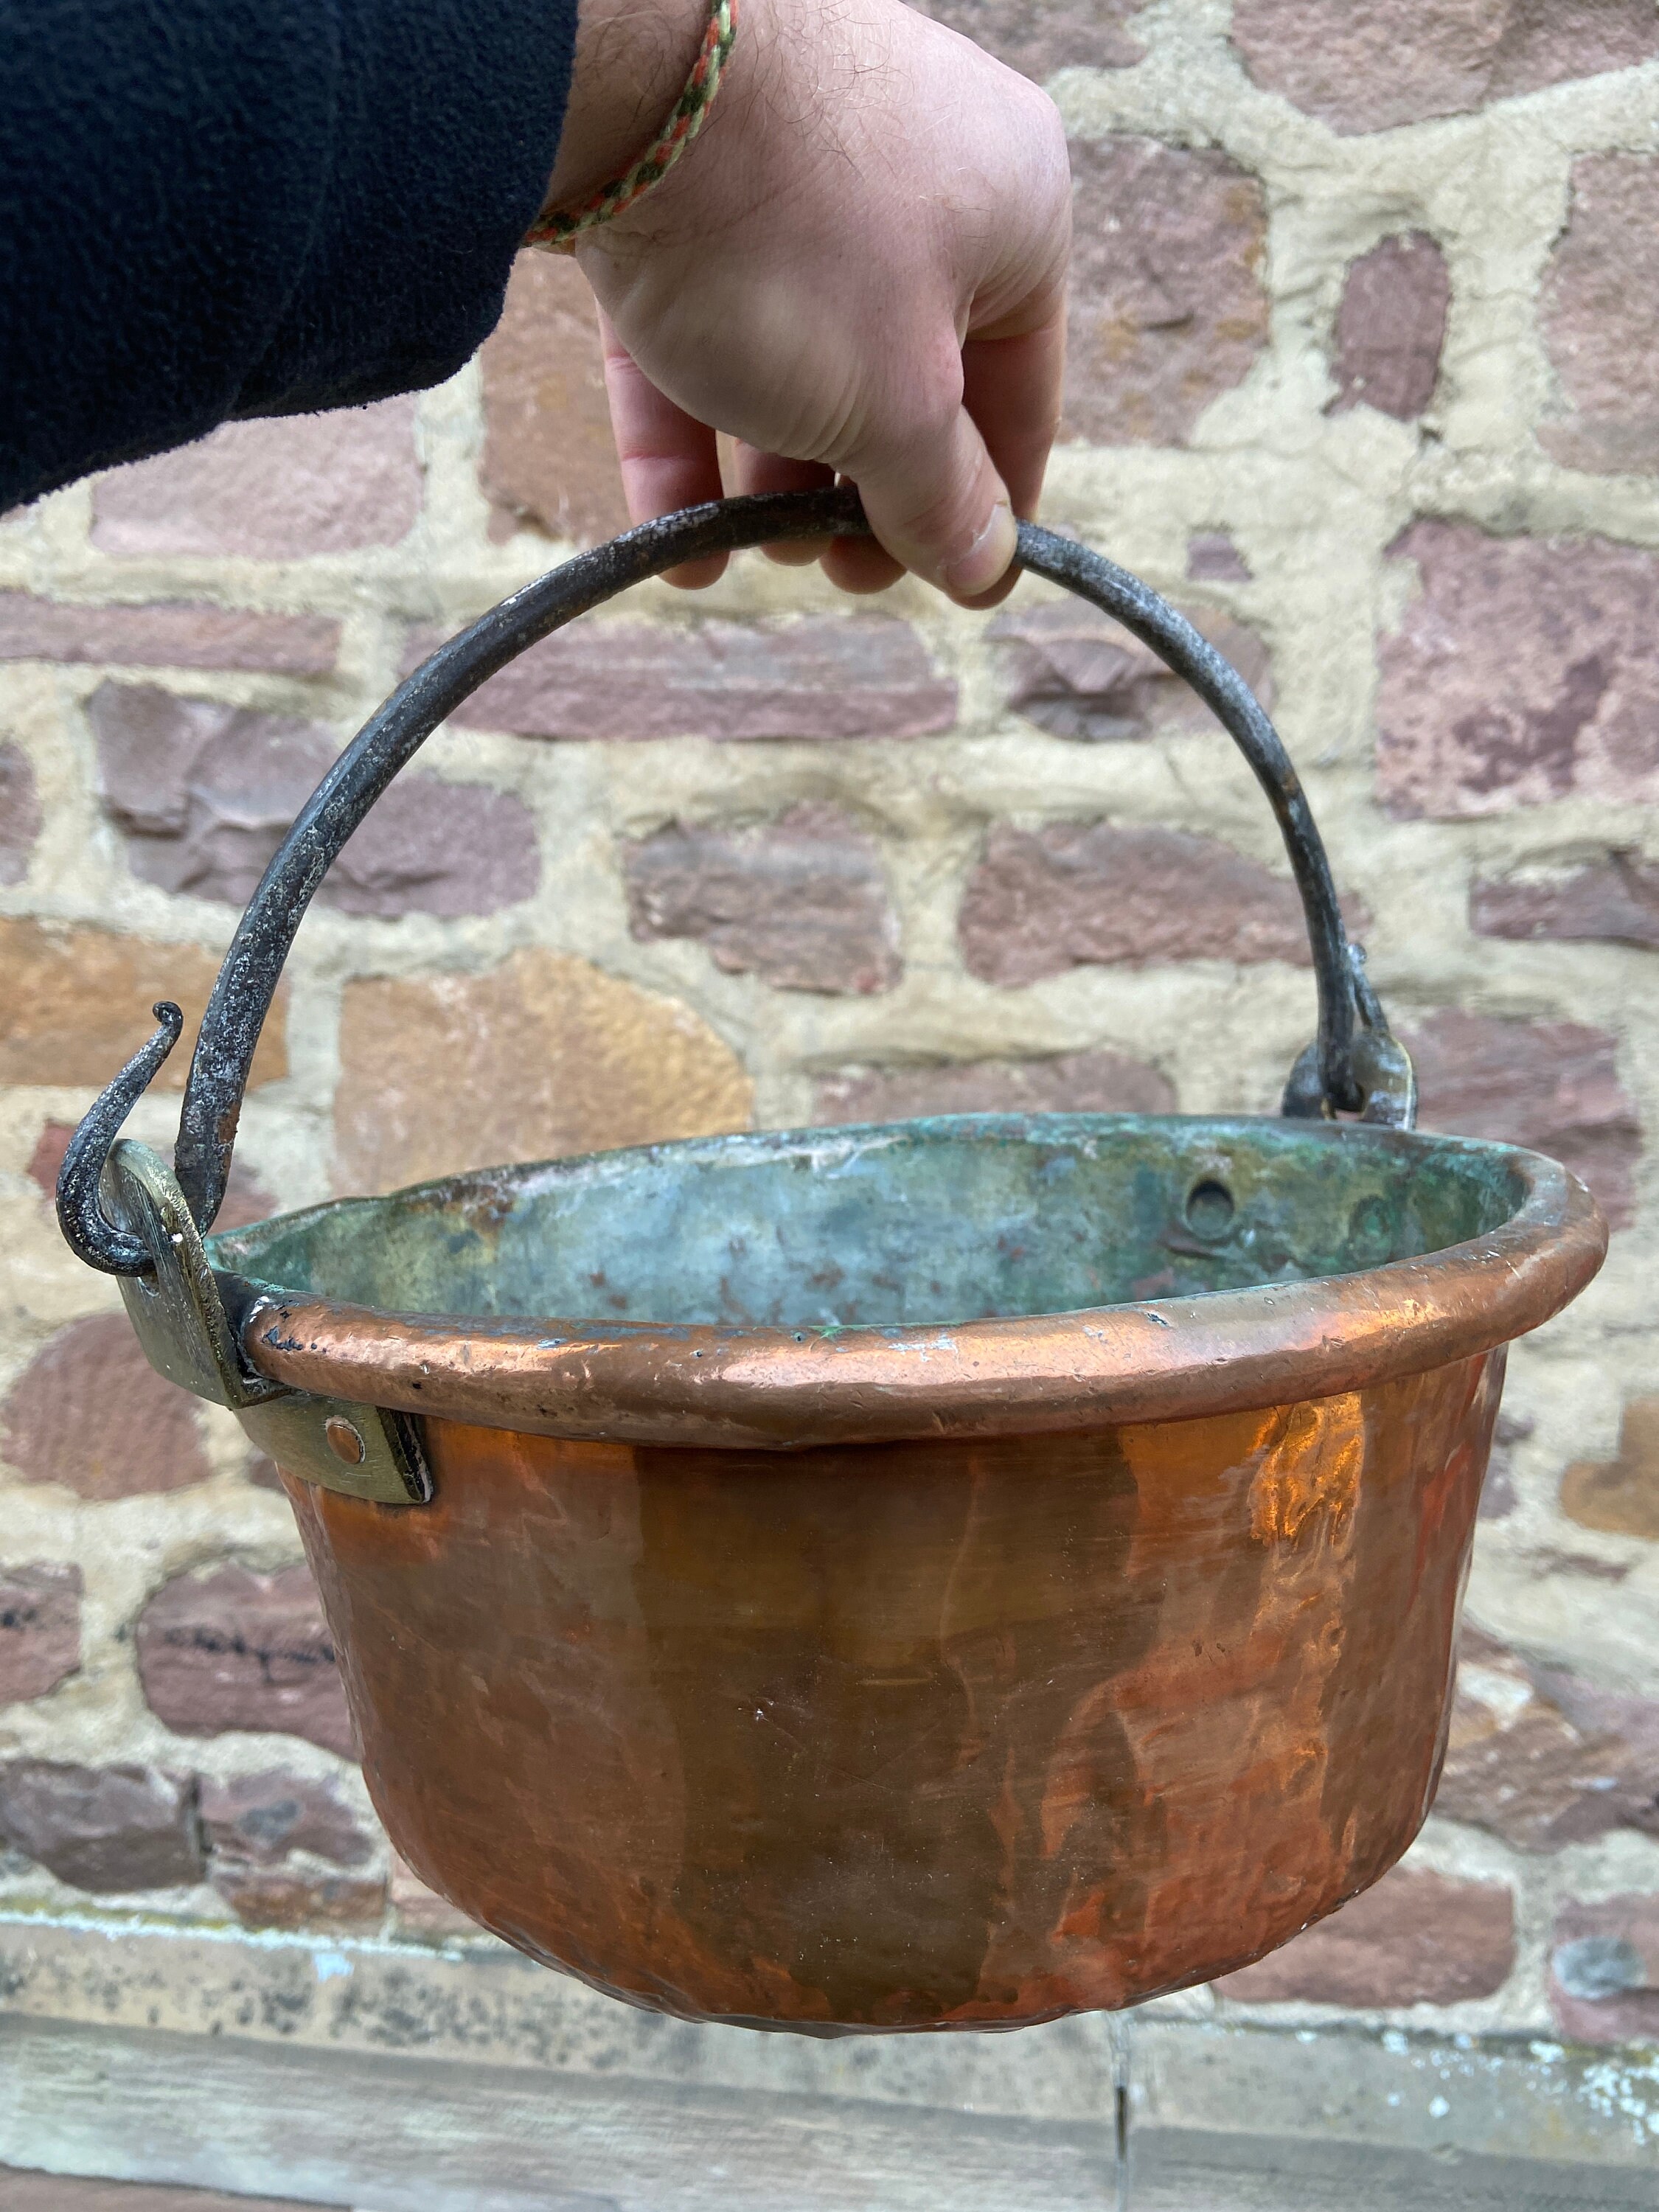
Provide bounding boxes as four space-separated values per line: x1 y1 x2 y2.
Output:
527 0 738 254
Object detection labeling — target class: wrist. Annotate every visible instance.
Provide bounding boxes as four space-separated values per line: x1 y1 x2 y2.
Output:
542 0 712 211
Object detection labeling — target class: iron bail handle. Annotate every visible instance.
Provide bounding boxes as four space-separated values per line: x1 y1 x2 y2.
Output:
58 485 1412 1279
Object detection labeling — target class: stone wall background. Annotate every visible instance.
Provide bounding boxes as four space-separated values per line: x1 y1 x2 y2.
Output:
1 0 1658 2071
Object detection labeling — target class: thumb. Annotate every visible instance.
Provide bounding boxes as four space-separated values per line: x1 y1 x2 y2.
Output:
845 401 1018 606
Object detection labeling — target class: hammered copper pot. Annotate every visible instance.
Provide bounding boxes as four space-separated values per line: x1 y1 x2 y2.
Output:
58 491 1607 2034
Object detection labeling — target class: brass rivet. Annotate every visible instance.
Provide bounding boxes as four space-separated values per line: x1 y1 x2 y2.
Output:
324 1416 366 1467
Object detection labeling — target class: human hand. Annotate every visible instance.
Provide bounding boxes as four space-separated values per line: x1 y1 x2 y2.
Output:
540 0 1071 601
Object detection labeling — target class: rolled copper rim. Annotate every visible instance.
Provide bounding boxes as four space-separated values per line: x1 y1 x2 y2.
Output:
237 1134 1607 1451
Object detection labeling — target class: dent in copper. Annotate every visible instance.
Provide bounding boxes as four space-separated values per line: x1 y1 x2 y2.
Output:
288 1352 1502 2033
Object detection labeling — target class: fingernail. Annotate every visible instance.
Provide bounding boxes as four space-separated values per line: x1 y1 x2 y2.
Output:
940 502 1016 599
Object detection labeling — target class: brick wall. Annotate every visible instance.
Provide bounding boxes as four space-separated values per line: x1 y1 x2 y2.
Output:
1 0 1657 2058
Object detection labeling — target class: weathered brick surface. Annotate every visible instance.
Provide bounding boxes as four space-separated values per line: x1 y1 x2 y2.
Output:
0 1563 82 1705
958 823 1326 985
1559 1397 1659 1540
209 1862 386 1933
441 615 956 743
25 1119 274 1231
389 1847 479 1940
1377 524 1659 818
0 738 40 886
623 805 900 994
135 1565 353 1758
1476 1411 1531 1522
91 397 422 559
1329 233 1450 420
1436 1628 1659 1850
815 1050 1175 1124
1551 1895 1659 2045
913 0 1144 77
1065 139 1269 445
0 595 338 673
334 949 753 1194
1231 1 1659 136
0 919 287 1089
0 1761 201 1892
198 1770 372 1868
1217 1866 1515 2006
2 1315 213 1500
1186 532 1251 582
1404 1008 1641 1228
1541 153 1659 475
91 684 539 917
990 599 1273 742
1471 852 1659 949
479 254 629 545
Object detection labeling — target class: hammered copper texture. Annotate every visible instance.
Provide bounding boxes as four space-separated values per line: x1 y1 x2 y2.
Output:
287 1352 1500 2031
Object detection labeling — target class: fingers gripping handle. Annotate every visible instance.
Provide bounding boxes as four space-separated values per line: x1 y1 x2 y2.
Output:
58 490 1403 1277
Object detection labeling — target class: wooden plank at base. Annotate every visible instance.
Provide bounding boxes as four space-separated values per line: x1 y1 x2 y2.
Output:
4 2019 1654 2212
0 2018 1114 2212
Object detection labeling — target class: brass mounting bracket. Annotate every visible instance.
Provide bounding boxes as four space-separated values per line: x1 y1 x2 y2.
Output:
103 1141 432 1507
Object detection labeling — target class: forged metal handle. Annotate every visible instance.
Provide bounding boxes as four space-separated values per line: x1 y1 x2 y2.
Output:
59 484 1411 1277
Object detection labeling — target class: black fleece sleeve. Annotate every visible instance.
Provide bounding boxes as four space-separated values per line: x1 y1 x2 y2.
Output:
0 0 577 513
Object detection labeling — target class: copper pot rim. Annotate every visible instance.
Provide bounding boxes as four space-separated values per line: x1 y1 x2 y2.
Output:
235 1121 1607 1452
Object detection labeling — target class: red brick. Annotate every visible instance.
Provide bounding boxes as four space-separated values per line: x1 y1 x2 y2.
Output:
135 1565 354 1758
1551 1895 1659 2045
990 599 1273 742
1436 1627 1659 1850
1404 1007 1641 1228
26 1120 274 1232
478 254 627 545
1065 139 1268 446
199 1769 372 1867
91 397 421 559
0 594 338 673
1186 532 1252 582
1472 853 1659 950
2 1315 213 1500
0 739 40 886
1477 1411 1531 1522
389 1847 479 1941
815 1050 1175 1124
335 950 752 1194
1560 1397 1659 1541
1541 153 1659 476
1217 1865 1515 2006
0 1564 82 1705
0 918 288 1090
958 821 1332 985
434 616 956 742
911 0 1144 77
209 1862 386 1933
90 684 538 917
1377 524 1659 818
1231 1 1659 136
623 804 900 995
0 1760 202 1893
1329 233 1450 420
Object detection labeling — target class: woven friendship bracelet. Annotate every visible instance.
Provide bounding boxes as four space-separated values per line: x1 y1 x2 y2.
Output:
527 0 738 253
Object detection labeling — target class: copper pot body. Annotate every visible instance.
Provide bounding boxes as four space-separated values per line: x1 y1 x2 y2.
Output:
291 1357 1496 2032
224 1115 1604 2033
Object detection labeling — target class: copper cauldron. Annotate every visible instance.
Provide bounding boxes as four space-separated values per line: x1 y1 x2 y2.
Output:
60 490 1605 2034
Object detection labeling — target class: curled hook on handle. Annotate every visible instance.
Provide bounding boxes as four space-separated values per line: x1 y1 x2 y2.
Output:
56 1001 183 1274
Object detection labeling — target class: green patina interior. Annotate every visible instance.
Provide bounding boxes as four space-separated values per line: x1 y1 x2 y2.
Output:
206 1115 1529 1334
